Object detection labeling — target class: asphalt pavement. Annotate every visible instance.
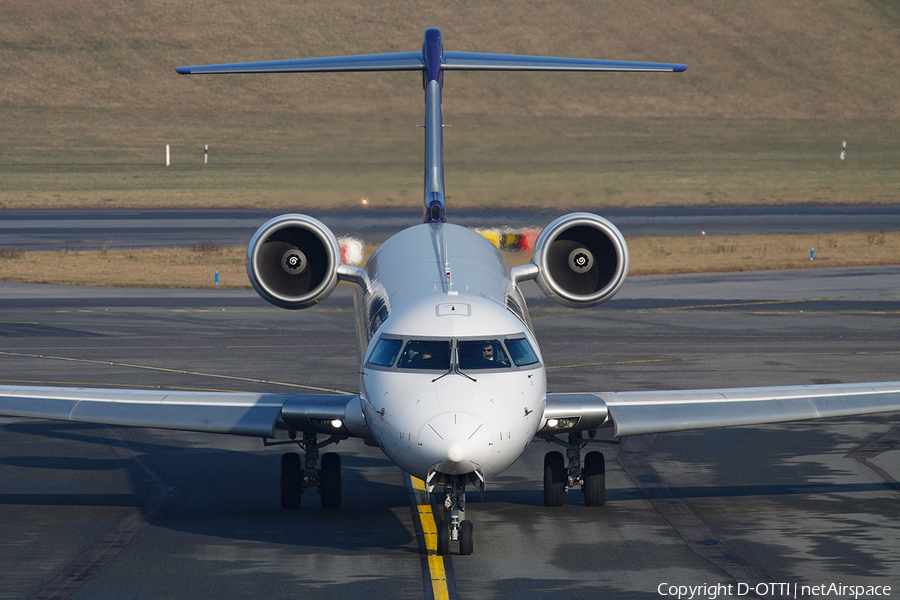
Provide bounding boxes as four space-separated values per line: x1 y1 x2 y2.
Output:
2 204 899 250
1 267 899 599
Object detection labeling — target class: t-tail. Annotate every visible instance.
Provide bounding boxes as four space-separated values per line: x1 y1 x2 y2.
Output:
176 27 686 223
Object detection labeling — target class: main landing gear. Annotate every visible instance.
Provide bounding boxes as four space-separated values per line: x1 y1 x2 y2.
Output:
275 432 343 509
543 431 612 507
431 473 481 556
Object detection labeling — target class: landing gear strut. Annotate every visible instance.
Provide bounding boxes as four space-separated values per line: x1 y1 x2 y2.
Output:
276 431 343 509
543 431 609 507
432 473 480 556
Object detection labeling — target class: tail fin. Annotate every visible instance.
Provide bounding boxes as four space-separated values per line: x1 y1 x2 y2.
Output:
176 28 686 222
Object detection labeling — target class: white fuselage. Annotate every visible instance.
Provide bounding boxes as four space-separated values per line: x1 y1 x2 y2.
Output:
355 223 546 482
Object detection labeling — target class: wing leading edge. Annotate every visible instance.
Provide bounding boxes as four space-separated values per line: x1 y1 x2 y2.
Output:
0 385 364 439
544 382 900 437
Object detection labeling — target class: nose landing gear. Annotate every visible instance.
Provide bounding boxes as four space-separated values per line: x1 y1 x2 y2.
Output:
432 473 479 555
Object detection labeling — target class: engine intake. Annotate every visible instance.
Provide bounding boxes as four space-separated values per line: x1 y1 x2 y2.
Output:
530 213 629 308
246 214 342 310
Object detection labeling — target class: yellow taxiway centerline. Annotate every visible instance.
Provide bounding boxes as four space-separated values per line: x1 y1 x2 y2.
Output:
409 475 450 600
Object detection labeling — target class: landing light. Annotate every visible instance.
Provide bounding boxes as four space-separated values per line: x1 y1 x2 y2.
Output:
543 417 579 430
330 419 344 429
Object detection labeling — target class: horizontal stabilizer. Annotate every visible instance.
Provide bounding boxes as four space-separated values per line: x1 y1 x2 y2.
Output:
176 51 423 75
176 50 685 76
443 51 686 72
174 28 687 226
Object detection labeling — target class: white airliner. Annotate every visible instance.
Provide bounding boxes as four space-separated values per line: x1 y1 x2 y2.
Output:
2 28 899 556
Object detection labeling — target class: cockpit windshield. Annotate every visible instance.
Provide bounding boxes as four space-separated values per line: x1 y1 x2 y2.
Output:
397 340 452 370
366 334 541 372
505 337 539 366
368 338 403 367
457 340 510 370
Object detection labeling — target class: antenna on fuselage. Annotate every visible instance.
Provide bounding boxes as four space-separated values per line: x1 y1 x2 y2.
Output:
175 30 686 225
443 241 457 296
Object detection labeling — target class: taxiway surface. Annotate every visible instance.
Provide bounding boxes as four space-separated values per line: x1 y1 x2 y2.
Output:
1 268 899 599
3 204 899 250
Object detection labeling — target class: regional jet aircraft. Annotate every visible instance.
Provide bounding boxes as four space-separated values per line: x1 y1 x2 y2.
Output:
2 28 899 556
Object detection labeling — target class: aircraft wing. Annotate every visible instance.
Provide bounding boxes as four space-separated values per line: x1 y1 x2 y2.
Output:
543 382 900 437
0 385 364 439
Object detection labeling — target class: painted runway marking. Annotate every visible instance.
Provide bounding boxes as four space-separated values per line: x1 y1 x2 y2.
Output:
0 350 350 394
548 349 900 370
406 475 457 600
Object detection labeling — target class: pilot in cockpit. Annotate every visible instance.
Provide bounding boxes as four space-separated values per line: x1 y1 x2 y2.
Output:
455 340 509 370
399 340 447 369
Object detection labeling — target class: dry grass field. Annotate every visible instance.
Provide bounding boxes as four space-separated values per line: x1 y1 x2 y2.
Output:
0 1 898 210
0 2 897 284
2 232 895 288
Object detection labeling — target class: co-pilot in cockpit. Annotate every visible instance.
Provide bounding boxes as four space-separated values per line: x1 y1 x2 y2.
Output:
365 336 539 372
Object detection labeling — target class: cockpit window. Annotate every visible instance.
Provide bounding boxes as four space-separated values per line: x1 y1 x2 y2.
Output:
397 340 452 370
506 337 539 366
458 340 511 370
369 335 540 372
368 338 403 367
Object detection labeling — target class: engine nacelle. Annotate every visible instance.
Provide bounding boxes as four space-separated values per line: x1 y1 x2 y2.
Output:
246 214 342 310
530 212 629 308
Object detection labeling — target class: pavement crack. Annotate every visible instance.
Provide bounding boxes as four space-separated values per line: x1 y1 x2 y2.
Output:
846 423 900 495
29 426 179 600
617 434 786 599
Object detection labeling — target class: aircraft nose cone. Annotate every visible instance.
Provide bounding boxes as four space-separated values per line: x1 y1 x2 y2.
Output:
420 412 493 475
446 443 466 464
